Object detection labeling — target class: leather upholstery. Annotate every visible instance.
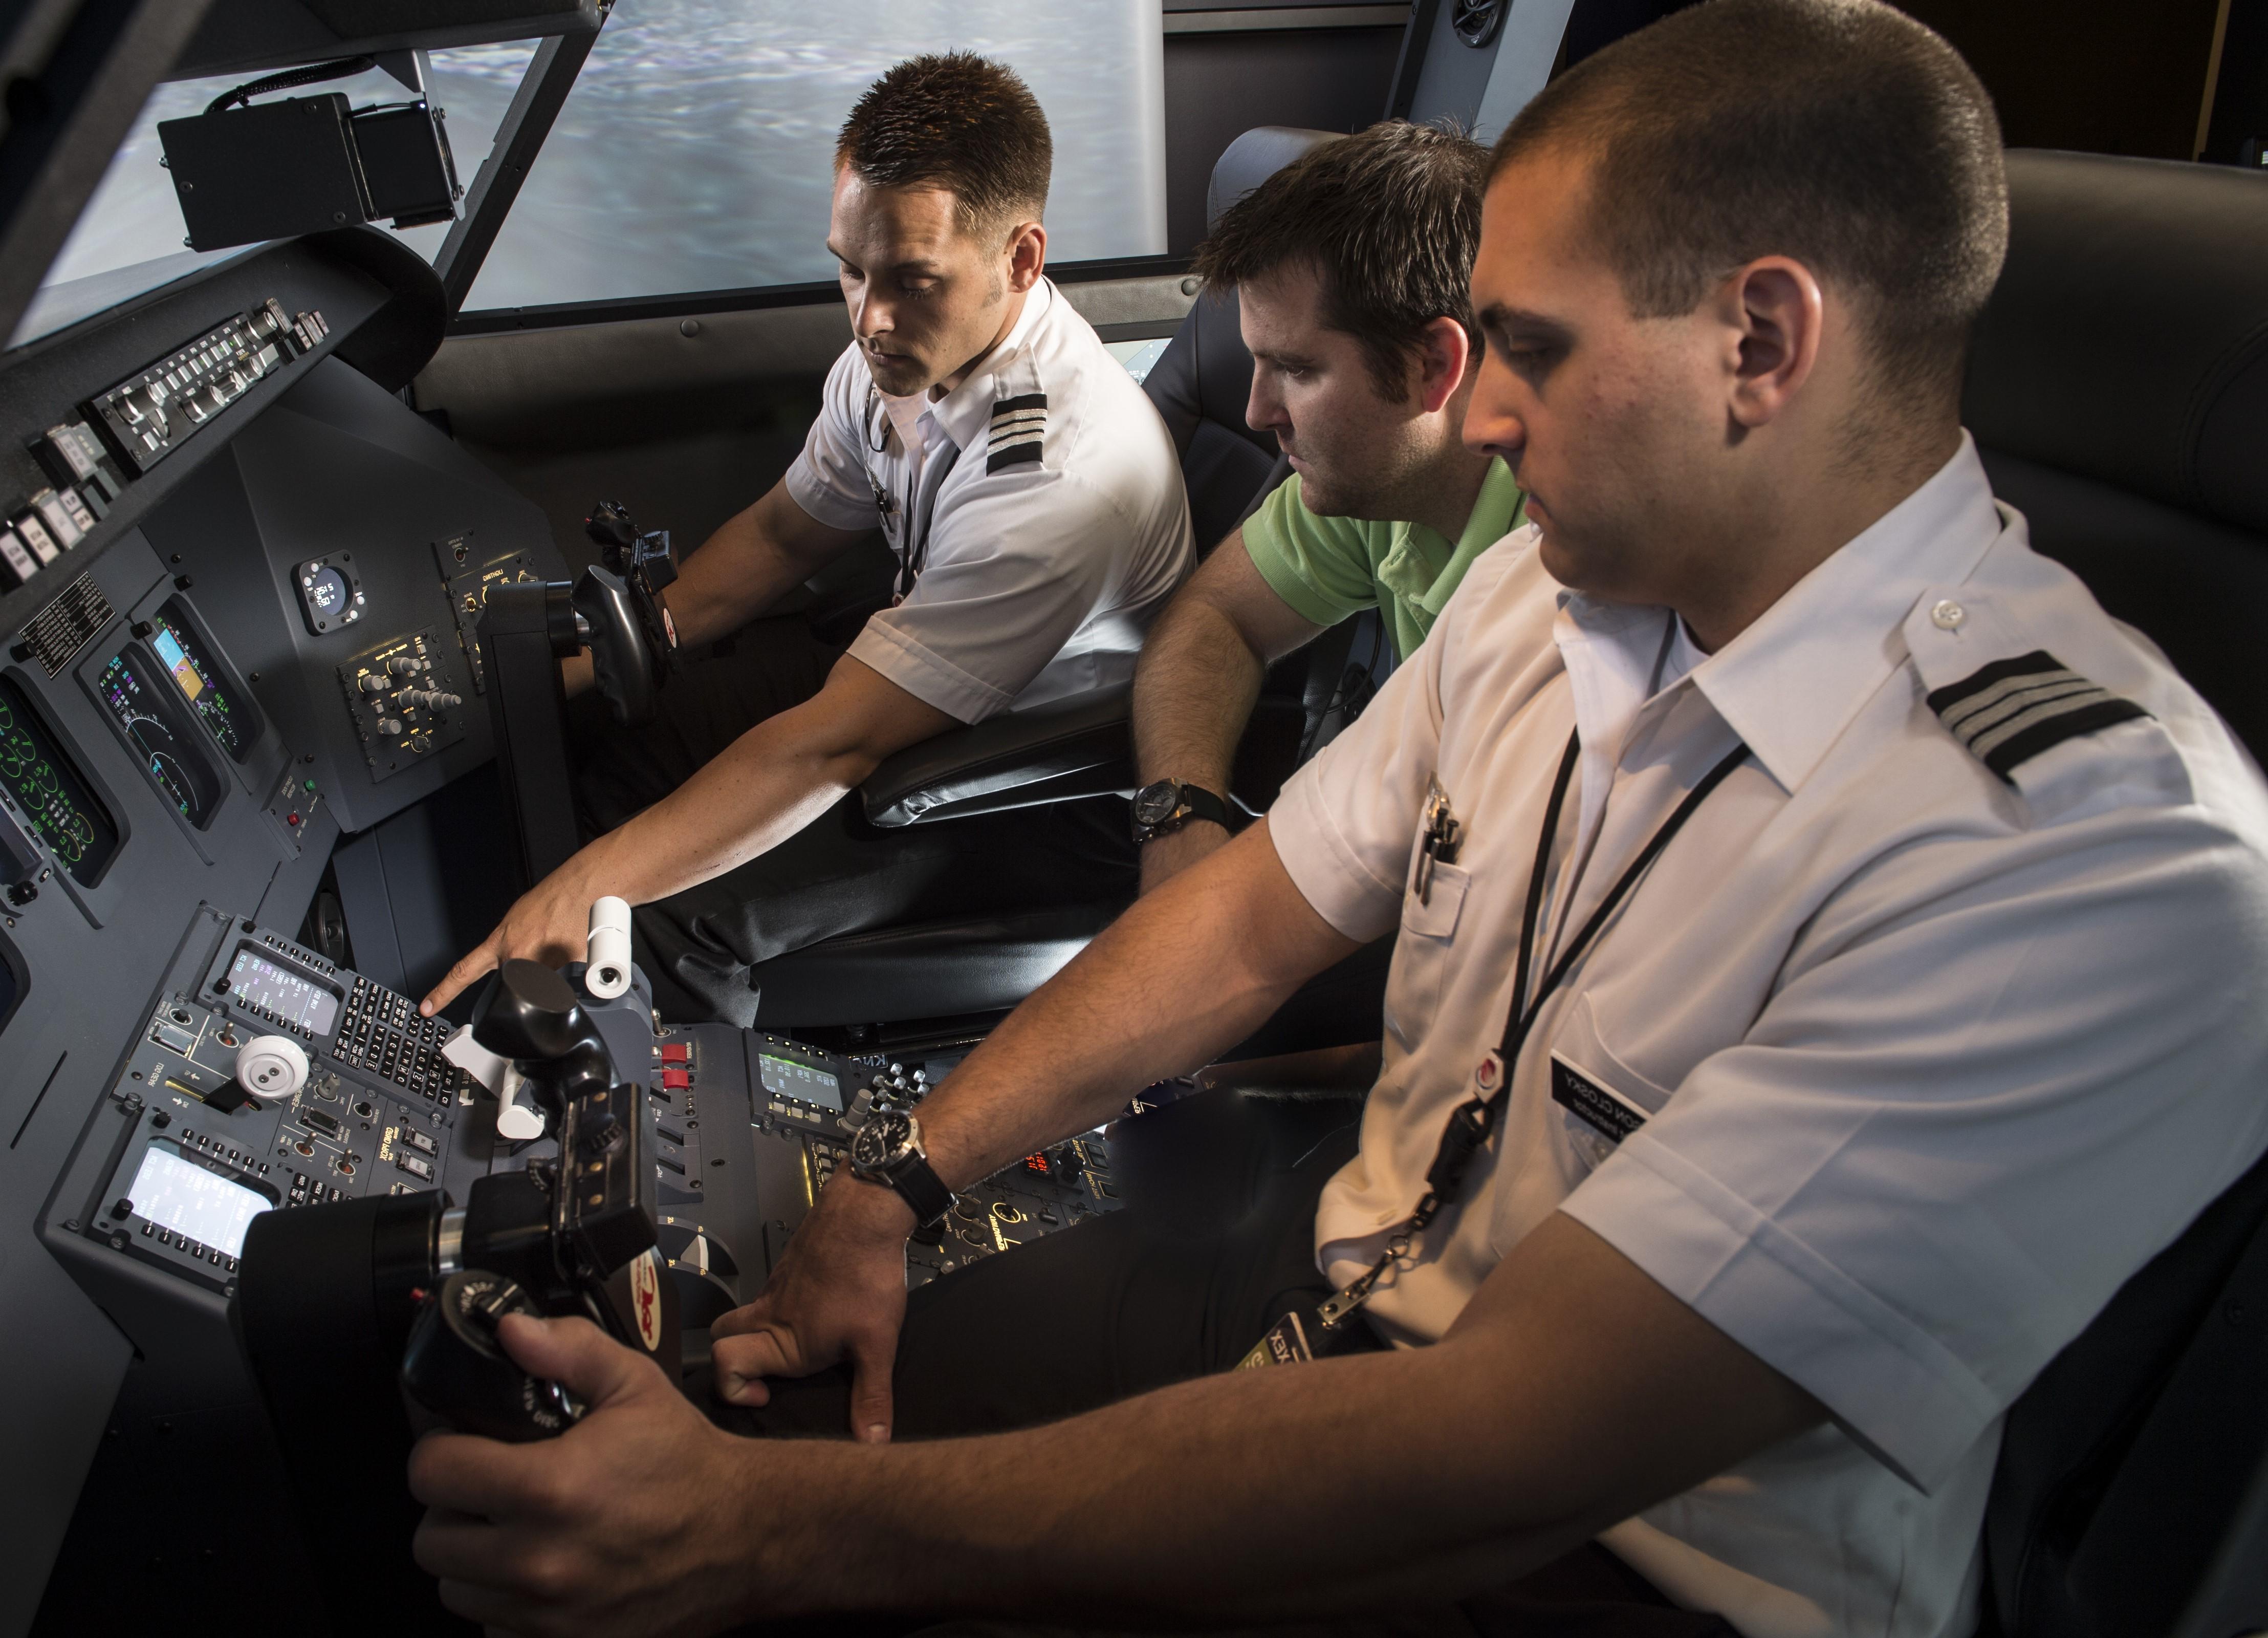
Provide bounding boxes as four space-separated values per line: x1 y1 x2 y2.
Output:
1966 152 2268 540
1965 151 2268 757
748 902 1119 1028
863 682 1134 827
1206 127 1347 228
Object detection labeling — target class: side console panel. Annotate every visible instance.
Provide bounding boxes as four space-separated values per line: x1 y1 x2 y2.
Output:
141 359 557 835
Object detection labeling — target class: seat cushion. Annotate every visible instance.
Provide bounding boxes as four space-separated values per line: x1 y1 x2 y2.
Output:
748 901 1125 1028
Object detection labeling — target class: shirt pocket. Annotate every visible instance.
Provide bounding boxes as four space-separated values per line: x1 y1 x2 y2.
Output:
1547 994 1677 1177
1386 862 1469 1049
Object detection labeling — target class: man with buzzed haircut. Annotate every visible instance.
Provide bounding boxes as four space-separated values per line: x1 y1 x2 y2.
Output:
407 7 2268 1636
421 53 1190 1025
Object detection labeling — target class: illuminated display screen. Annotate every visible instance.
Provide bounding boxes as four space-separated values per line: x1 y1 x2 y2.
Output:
127 1143 271 1257
99 650 216 825
226 947 340 1034
304 566 351 616
758 1051 842 1112
150 612 249 761
0 677 118 885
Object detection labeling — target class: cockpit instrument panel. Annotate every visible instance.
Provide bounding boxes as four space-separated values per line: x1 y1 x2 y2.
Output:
221 945 342 1037
0 675 118 883
97 648 220 826
148 607 252 761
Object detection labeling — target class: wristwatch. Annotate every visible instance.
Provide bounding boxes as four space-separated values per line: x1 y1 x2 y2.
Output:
848 1109 953 1230
1130 779 1233 846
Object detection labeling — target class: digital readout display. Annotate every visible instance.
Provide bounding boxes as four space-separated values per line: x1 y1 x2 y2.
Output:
758 1051 843 1112
151 612 249 761
226 947 340 1034
0 677 118 885
127 1144 271 1257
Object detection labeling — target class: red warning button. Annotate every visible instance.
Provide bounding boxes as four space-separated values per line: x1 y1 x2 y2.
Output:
661 1069 691 1090
660 1043 691 1064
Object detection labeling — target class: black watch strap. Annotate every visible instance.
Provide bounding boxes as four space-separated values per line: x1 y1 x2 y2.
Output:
1176 784 1232 833
1135 781 1234 845
884 1153 953 1230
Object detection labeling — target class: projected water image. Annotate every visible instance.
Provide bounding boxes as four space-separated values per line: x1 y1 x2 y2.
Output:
21 0 1164 341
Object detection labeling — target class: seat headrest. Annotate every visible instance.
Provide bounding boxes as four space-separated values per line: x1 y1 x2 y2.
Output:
1965 150 2268 537
1206 127 1345 233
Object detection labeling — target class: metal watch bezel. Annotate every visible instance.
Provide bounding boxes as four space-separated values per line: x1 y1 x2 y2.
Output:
1131 779 1183 828
850 1108 919 1176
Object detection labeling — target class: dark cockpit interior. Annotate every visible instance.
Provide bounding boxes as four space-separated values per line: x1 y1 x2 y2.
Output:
1 2 2265 1633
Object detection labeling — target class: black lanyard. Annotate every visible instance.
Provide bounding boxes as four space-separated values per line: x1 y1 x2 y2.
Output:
1316 725 1753 1329
865 385 964 604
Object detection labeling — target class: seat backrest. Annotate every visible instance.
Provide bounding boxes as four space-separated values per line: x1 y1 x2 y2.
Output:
1143 127 1341 555
1962 150 2268 760
1966 150 2268 1637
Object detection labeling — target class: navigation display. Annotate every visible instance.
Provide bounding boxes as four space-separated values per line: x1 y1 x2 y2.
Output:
150 610 250 761
226 947 340 1034
126 1143 271 1257
98 650 218 826
0 676 118 885
758 1049 843 1112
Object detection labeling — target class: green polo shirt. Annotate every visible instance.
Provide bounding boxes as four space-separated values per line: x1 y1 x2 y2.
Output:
1239 458 1526 662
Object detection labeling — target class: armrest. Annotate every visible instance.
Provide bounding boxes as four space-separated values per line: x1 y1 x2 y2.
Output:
861 682 1133 828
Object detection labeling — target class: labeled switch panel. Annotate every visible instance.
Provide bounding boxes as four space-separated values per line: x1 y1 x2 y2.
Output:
432 531 538 695
85 301 319 477
335 629 466 783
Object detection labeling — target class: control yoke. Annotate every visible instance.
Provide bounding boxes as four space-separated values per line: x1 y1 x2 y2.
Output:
477 501 681 886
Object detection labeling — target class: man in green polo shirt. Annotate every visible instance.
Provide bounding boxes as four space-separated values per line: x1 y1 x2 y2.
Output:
1131 121 1522 891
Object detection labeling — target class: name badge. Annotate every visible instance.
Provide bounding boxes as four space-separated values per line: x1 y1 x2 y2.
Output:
1237 1309 1317 1369
1549 1051 1648 1145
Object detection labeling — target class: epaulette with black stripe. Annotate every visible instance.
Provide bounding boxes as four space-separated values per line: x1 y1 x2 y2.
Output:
1926 649 2150 780
987 393 1046 473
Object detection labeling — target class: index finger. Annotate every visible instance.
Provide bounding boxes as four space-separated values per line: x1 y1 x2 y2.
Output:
407 1428 562 1520
421 932 500 1017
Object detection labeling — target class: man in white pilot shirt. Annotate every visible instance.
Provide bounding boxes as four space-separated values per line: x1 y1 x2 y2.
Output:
406 6 2268 1636
421 53 1191 1025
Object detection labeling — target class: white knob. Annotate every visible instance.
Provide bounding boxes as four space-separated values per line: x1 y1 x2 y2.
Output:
495 1064 546 1142
585 895 632 999
235 1034 308 1102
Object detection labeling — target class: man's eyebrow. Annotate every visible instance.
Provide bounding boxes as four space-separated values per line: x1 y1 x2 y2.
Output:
1478 303 1573 341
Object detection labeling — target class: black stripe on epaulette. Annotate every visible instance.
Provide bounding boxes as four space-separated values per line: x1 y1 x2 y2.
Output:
986 392 1047 472
1925 649 2150 780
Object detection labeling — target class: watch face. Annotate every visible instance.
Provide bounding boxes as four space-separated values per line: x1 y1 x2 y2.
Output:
853 1109 913 1170
1132 781 1180 827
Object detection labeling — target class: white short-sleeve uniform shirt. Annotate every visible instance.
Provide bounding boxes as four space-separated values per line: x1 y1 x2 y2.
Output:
1270 436 2268 1638
783 276 1193 722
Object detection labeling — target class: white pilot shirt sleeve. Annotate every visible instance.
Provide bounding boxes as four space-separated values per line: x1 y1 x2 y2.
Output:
1269 571 1462 942
1561 802 2268 1493
848 469 1132 724
781 349 884 534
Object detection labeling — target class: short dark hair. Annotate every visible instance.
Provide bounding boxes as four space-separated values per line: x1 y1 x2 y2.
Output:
1193 121 1492 397
836 53 1052 236
1492 0 2007 407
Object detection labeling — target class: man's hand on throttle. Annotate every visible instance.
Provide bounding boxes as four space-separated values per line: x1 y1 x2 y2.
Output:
1137 818 1233 895
408 1315 767 1638
710 1176 914 1442
420 849 615 1016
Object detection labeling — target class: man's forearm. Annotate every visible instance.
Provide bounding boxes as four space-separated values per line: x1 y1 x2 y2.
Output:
912 822 1359 1191
728 1215 1796 1625
1131 592 1269 792
584 696 881 906
667 491 848 652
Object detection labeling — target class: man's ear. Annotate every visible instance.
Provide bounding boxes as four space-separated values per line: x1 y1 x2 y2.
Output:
1413 315 1475 416
1718 256 1823 430
1004 220 1047 294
